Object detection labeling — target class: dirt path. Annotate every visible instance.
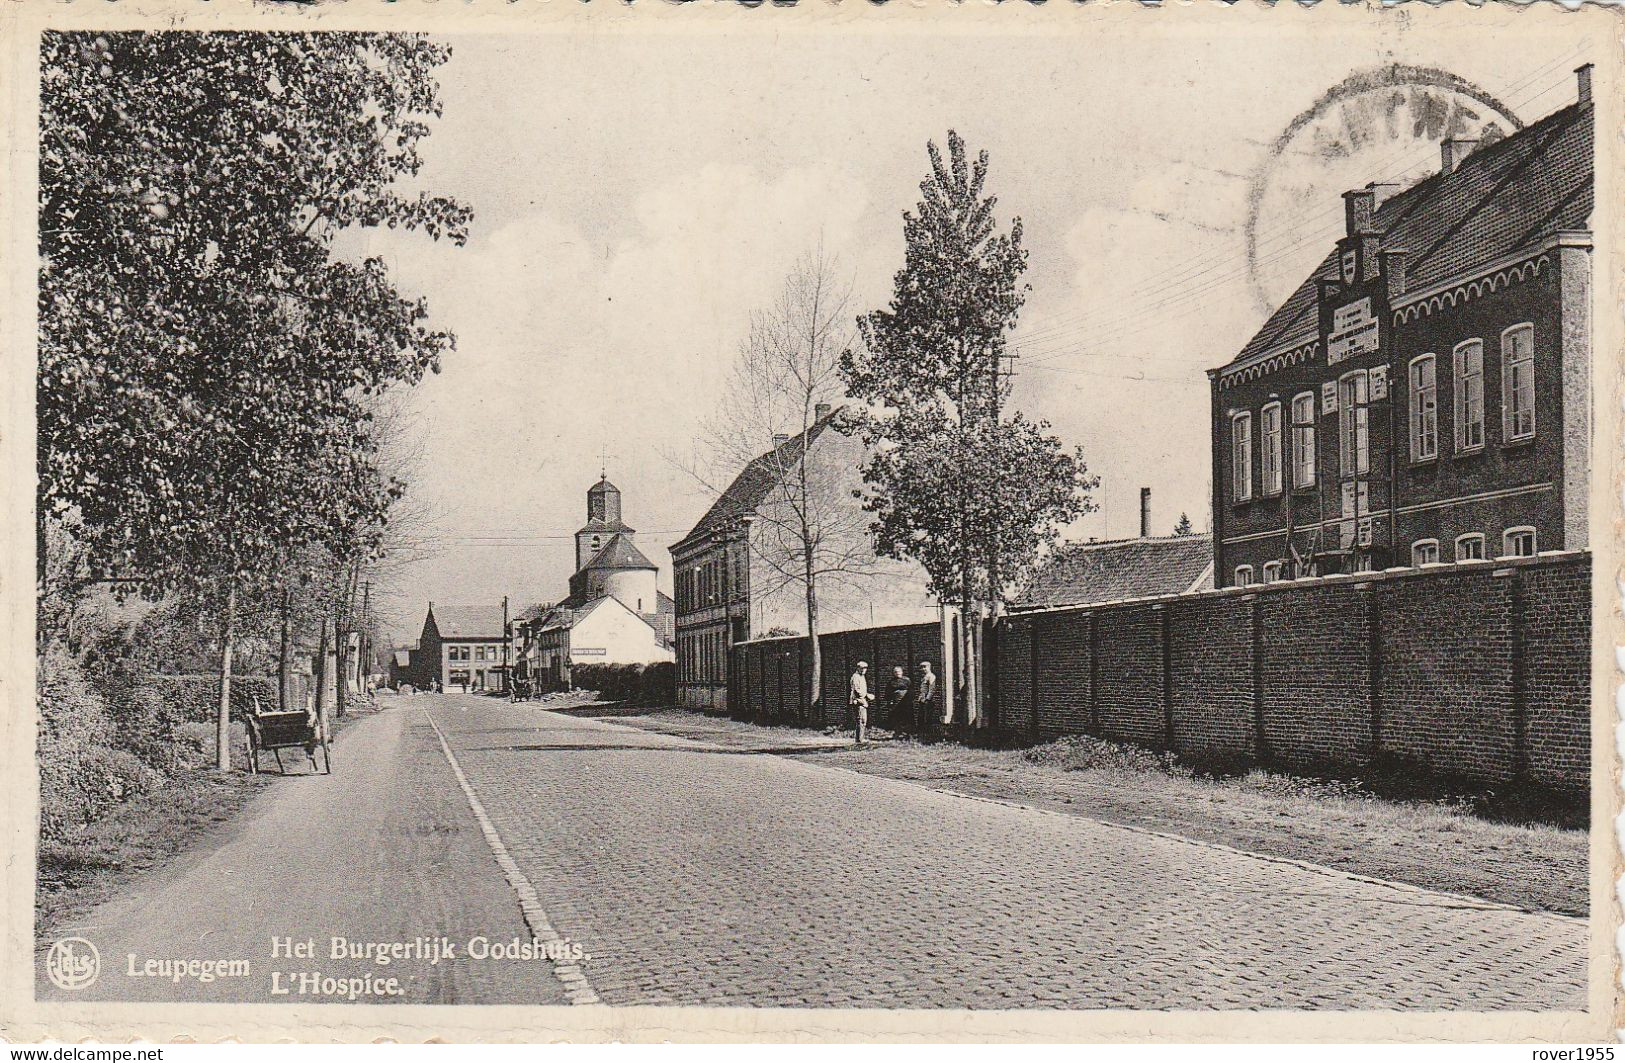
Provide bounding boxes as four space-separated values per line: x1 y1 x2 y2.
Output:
36 696 567 1005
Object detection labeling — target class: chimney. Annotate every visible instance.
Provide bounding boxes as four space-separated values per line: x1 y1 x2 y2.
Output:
1343 187 1376 236
1440 138 1479 176
814 402 832 420
1381 248 1410 302
1139 487 1151 539
772 433 790 447
1367 181 1401 210
1577 63 1593 104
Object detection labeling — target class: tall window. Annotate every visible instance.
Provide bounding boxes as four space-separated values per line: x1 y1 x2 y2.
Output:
1291 392 1316 488
1231 412 1253 502
1411 539 1439 566
1503 527 1537 558
1234 565 1254 587
1455 534 1485 561
1338 371 1370 476
1261 402 1283 496
1502 324 1536 441
1409 355 1438 460
1453 339 1485 450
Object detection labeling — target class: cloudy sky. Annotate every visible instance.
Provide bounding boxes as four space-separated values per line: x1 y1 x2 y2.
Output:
359 16 1592 642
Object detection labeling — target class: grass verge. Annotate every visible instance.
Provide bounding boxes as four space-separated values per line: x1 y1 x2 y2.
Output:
37 697 382 939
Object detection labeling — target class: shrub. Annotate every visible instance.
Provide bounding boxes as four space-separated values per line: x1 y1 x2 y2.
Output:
105 684 194 774
569 662 675 705
139 674 280 723
1022 734 1188 778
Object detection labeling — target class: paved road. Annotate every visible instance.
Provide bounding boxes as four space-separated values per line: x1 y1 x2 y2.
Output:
41 692 1587 1009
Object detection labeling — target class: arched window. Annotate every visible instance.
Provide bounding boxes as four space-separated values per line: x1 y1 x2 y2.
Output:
1455 533 1485 562
1291 392 1317 488
1338 370 1370 476
1453 339 1485 451
1231 412 1253 502
1261 561 1282 584
1503 526 1537 558
1234 565 1254 587
1261 402 1283 496
1411 539 1440 566
1409 355 1438 460
1502 324 1536 441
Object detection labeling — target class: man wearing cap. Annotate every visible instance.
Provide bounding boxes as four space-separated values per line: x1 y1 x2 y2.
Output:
848 661 874 745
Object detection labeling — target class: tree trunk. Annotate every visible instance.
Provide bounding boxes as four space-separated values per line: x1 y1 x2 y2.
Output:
314 616 330 722
278 589 291 713
804 563 821 717
216 582 237 773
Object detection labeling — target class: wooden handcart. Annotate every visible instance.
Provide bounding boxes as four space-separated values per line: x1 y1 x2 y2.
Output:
244 697 332 775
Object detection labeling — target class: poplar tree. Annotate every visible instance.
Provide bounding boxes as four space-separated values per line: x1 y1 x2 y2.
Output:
841 131 1094 724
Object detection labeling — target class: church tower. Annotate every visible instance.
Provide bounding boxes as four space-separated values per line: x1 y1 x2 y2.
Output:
575 476 633 571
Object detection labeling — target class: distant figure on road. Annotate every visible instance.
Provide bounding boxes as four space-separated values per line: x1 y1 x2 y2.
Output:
914 661 937 733
885 666 911 732
848 661 873 745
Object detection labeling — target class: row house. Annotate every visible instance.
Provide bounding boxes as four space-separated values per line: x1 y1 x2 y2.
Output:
671 404 937 712
1209 67 1592 587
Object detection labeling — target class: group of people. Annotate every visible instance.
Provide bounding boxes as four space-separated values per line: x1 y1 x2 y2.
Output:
846 659 937 745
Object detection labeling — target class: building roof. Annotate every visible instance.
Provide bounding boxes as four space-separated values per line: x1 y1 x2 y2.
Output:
1013 535 1215 611
1220 98 1593 374
588 477 619 496
425 603 506 640
672 408 843 551
578 516 635 535
582 532 658 572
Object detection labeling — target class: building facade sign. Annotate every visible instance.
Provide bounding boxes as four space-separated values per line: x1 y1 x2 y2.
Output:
1327 297 1379 364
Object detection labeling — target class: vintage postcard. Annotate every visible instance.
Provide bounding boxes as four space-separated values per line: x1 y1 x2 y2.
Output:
0 0 1619 1044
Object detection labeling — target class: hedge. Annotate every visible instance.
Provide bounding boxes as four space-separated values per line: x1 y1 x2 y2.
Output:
569 662 675 705
140 674 282 723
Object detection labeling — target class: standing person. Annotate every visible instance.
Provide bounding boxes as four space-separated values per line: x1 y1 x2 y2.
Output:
885 665 912 733
914 661 938 734
848 661 874 745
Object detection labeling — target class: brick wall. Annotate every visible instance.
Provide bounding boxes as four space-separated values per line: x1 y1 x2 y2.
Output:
730 554 1590 793
1520 559 1592 788
734 622 943 731
1167 594 1255 759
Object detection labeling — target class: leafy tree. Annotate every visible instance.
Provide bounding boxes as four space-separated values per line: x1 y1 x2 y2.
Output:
39 32 471 767
842 131 1095 724
1174 512 1194 536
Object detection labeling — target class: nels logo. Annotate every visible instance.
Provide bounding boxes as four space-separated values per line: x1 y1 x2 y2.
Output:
45 937 100 991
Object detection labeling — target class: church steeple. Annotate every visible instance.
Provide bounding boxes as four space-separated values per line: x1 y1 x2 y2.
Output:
587 477 622 526
576 476 634 572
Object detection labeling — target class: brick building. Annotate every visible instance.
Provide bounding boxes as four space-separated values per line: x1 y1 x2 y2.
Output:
411 603 509 692
671 405 936 712
1209 68 1592 586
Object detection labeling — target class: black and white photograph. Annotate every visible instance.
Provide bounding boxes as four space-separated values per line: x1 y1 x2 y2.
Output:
2 1 1618 1044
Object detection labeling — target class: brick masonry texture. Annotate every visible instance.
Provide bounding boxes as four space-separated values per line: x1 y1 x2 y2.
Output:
1521 560 1592 787
1378 568 1515 780
733 554 1590 791
1094 606 1166 746
1167 594 1256 759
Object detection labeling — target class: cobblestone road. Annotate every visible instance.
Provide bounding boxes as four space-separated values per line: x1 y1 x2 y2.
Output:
426 693 1587 1010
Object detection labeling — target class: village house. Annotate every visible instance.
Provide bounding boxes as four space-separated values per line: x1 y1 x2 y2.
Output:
408 603 510 693
1209 67 1593 587
670 405 937 712
1014 490 1213 612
